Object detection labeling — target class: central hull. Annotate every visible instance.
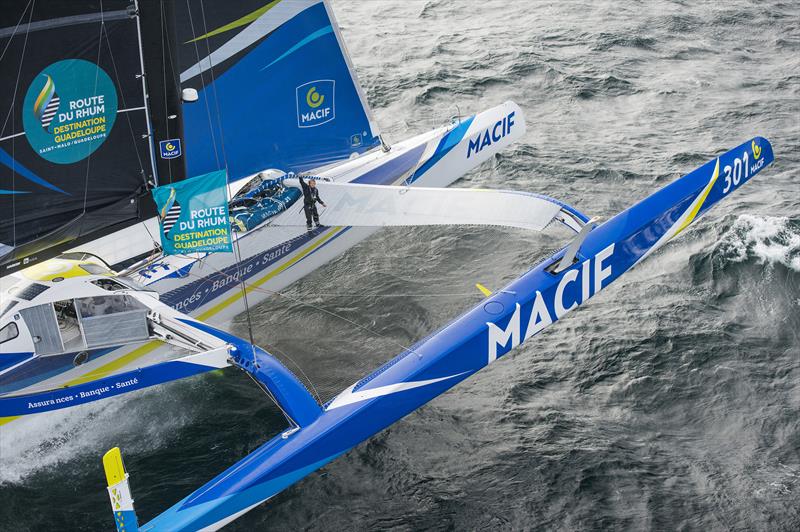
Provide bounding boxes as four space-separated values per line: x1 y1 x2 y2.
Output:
0 101 526 423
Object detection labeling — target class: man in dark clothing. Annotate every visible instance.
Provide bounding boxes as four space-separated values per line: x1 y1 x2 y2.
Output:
299 176 326 230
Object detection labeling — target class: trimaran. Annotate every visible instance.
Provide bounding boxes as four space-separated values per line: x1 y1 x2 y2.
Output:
0 1 775 530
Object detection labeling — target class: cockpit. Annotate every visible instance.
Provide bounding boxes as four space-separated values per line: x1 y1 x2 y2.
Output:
228 172 302 232
18 293 150 356
0 262 155 362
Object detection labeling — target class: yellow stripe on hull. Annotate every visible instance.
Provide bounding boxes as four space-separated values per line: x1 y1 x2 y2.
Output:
0 416 20 426
63 341 166 387
197 227 343 321
672 158 720 238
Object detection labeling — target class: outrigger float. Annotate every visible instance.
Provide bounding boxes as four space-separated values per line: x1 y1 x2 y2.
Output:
0 0 776 530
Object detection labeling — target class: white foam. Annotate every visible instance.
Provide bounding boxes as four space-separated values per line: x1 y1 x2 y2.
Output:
0 384 196 485
718 215 800 272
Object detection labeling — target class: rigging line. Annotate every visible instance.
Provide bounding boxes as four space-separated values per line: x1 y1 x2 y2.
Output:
271 292 482 299
198 1 230 171
173 262 300 425
184 0 221 169
196 1 256 366
0 0 33 64
244 282 422 359
140 217 161 252
8 0 35 248
0 0 33 136
0 5 33 141
81 4 106 218
227 169 257 362
100 16 146 178
256 340 323 405
243 370 299 429
181 262 422 360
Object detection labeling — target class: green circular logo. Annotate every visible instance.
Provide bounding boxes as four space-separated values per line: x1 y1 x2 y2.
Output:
23 59 118 164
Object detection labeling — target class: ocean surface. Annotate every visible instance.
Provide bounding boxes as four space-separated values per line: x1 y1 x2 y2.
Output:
2 0 799 530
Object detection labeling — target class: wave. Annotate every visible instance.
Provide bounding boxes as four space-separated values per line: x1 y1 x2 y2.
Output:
715 215 800 272
0 384 196 485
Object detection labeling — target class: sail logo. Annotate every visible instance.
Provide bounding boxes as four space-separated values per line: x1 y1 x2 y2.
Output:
466 111 515 159
296 80 335 128
23 59 118 165
307 87 325 108
33 75 60 132
159 139 182 159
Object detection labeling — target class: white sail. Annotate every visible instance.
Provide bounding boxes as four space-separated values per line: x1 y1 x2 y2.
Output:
279 180 581 232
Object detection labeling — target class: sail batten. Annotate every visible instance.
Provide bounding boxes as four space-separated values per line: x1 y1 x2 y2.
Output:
0 10 130 39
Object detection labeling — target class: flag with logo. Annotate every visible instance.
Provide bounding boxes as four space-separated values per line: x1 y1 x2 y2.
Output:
151 170 233 255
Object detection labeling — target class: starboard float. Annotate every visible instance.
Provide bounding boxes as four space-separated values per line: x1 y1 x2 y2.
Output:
93 137 770 531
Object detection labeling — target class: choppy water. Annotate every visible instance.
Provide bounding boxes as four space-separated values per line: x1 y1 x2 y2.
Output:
2 0 799 530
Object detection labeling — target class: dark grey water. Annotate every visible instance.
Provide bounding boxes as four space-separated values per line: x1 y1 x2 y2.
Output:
2 0 799 530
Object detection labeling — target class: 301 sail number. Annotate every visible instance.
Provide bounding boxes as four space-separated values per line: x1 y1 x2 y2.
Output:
722 149 764 194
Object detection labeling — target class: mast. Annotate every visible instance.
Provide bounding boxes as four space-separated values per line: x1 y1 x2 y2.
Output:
137 0 186 186
133 0 159 186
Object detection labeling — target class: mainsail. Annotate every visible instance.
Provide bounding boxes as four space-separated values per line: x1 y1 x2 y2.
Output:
0 1 157 275
175 0 383 181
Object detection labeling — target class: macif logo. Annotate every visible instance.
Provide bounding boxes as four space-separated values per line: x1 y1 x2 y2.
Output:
159 138 182 159
751 140 762 160
296 80 335 128
486 243 615 364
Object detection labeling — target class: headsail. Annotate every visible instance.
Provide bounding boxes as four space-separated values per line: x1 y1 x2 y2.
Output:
0 1 157 275
175 0 383 181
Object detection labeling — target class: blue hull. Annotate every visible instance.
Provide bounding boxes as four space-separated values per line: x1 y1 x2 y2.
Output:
145 137 774 530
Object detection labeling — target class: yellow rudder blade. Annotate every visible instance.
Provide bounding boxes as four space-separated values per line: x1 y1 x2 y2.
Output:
103 447 126 487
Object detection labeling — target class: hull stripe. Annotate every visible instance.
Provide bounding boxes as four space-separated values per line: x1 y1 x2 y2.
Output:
196 226 344 321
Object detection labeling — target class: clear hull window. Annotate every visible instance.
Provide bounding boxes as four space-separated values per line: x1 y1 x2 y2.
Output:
75 296 149 348
0 322 18 344
54 300 85 352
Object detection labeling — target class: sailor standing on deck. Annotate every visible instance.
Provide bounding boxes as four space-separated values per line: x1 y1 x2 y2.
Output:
299 176 326 231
